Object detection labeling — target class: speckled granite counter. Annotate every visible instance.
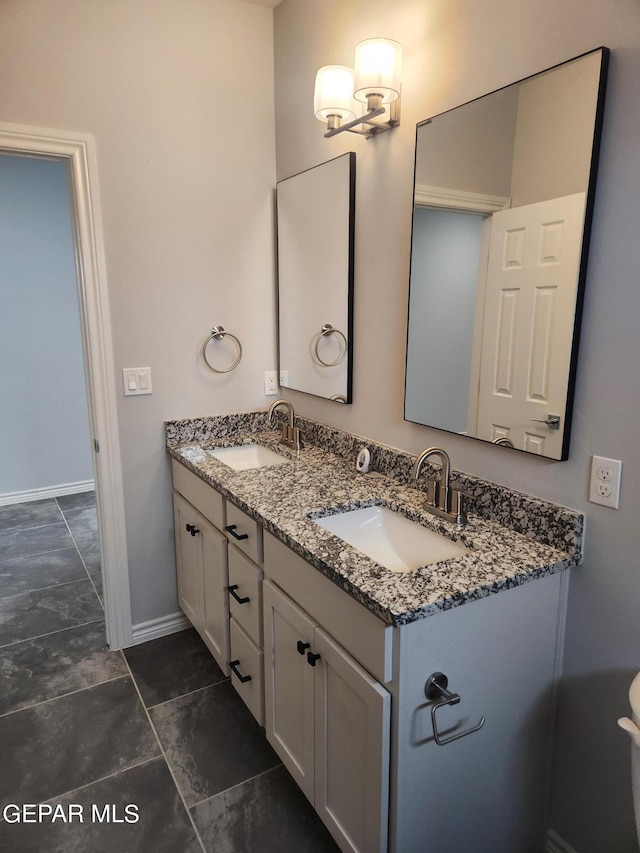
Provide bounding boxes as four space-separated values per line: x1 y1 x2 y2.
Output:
166 412 583 627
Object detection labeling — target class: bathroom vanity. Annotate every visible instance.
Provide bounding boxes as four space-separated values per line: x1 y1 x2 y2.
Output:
167 412 582 853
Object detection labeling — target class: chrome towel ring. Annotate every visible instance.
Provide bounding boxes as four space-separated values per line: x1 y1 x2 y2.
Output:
313 324 348 367
202 326 242 374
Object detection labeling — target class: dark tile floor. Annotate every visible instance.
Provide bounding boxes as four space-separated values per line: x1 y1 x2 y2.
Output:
0 494 339 852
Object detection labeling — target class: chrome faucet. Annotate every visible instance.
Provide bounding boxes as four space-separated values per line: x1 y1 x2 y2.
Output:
412 446 467 525
492 436 515 448
267 399 303 450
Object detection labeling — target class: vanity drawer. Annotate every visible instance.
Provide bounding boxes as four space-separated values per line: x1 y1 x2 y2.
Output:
171 459 225 530
229 617 264 726
263 532 393 684
225 502 263 565
228 545 263 647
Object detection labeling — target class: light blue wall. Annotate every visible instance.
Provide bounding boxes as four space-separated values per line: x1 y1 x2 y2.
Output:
0 155 92 495
405 207 484 433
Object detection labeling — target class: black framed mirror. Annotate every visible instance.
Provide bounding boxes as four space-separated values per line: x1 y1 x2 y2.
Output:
277 152 355 404
404 48 609 459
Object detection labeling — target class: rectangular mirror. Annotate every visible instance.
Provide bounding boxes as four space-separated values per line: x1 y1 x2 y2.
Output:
405 48 609 459
277 152 355 404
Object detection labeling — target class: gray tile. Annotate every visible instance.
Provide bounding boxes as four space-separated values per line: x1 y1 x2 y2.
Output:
0 676 161 808
0 758 202 853
0 547 88 598
85 557 103 599
56 491 96 513
192 765 339 853
65 505 98 538
125 628 227 708
0 621 127 715
0 522 74 561
0 579 103 647
149 681 280 807
65 509 102 596
0 499 63 533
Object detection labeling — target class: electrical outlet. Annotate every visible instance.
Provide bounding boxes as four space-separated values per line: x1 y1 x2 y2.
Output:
279 370 289 387
589 455 622 508
264 370 278 396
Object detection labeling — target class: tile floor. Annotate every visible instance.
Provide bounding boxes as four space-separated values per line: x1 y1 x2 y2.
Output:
0 493 339 852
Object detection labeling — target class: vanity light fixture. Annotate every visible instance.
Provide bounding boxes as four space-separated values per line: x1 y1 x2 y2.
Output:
314 38 402 139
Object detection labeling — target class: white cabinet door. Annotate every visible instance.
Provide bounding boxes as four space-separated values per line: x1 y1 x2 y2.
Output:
173 493 205 633
314 627 390 853
263 580 317 803
201 516 230 675
264 580 391 852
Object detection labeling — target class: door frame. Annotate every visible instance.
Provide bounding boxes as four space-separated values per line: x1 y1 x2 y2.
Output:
0 121 132 649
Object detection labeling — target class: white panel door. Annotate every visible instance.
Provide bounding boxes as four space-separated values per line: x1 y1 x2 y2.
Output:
314 627 390 853
475 192 586 458
173 493 205 633
263 580 317 803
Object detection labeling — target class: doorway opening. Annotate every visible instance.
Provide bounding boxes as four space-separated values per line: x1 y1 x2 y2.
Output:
0 122 131 649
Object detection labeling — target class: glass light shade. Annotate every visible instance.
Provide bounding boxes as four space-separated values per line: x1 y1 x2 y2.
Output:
314 65 357 122
353 38 402 104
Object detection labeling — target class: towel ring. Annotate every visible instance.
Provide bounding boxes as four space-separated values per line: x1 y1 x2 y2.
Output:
313 324 348 367
202 326 243 374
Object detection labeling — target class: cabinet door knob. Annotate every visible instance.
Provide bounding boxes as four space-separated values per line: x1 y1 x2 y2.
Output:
229 660 252 683
228 584 250 604
224 524 249 541
185 523 200 537
307 651 321 667
296 640 310 655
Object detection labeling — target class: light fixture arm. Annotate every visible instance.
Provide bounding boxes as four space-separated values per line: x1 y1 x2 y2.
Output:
324 100 400 139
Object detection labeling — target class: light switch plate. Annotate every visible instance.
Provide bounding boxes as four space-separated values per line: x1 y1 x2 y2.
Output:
122 367 152 396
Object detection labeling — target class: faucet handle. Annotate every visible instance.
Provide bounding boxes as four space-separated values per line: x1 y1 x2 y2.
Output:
290 426 303 450
426 479 439 507
450 489 468 525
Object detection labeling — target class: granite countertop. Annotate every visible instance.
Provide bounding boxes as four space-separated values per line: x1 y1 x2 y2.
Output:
166 422 582 628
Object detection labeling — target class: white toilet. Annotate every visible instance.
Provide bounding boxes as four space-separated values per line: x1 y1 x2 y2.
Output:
618 672 640 848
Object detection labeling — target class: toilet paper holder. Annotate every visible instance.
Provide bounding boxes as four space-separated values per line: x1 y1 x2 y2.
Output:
425 672 486 746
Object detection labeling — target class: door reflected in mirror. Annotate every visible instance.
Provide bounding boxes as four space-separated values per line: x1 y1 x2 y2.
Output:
405 48 608 459
277 153 355 403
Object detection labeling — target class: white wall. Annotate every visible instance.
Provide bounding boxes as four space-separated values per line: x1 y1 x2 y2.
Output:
0 0 277 624
511 50 602 207
273 1 640 850
0 154 93 496
415 84 518 197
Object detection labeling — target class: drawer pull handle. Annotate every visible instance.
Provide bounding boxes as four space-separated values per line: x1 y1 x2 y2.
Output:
307 651 321 667
185 523 200 537
228 584 250 605
229 660 252 683
296 641 310 655
224 524 249 541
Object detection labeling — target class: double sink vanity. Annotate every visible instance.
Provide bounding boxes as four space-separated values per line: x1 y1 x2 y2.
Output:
166 409 583 853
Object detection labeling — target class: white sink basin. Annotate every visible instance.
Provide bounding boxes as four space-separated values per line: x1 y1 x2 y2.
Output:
314 505 468 573
207 444 289 471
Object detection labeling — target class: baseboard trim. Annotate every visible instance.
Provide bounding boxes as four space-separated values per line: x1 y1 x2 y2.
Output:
547 829 580 853
0 480 95 506
130 612 191 646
